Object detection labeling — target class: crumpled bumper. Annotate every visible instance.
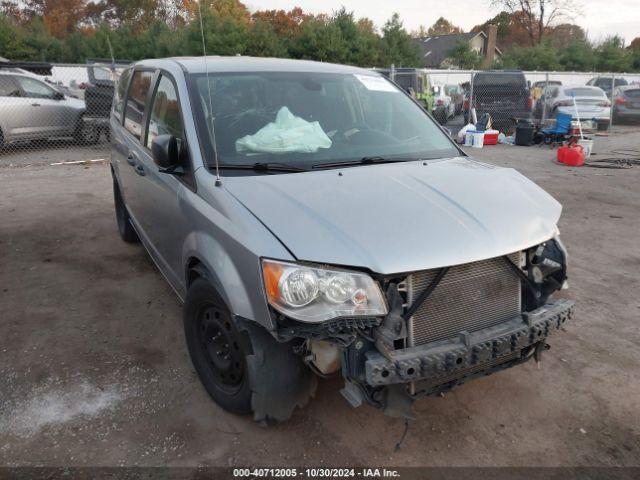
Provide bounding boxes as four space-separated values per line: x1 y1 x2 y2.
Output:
365 299 575 386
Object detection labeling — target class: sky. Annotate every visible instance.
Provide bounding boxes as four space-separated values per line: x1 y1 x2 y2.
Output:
245 0 640 44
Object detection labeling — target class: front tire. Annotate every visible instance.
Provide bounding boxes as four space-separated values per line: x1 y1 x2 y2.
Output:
183 278 316 422
184 279 252 414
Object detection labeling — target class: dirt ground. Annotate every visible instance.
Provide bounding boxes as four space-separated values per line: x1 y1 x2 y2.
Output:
1 128 639 468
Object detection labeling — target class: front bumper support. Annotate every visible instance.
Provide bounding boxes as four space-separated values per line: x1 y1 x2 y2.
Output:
365 299 575 386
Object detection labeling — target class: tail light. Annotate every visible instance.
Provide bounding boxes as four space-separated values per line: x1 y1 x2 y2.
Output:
554 100 573 108
527 96 533 110
615 97 626 105
435 99 444 106
463 98 469 110
598 100 612 107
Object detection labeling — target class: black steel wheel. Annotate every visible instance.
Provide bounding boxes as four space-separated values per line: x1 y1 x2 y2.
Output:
196 304 246 393
183 278 317 421
184 278 252 414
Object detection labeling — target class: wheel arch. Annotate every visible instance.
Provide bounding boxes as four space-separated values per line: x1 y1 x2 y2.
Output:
182 234 277 332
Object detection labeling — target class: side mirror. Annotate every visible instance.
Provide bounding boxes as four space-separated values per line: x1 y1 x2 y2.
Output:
151 134 180 170
53 91 64 100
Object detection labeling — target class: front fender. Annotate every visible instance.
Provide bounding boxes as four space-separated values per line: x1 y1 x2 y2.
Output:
182 231 265 327
180 169 295 332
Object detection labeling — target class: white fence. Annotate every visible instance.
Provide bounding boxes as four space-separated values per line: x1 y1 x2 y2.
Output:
1 63 639 158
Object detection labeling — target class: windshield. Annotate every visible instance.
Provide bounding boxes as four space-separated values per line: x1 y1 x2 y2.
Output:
188 71 458 169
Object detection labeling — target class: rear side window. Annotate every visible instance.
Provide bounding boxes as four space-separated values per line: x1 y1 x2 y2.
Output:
114 68 131 120
124 70 154 141
474 73 526 89
146 75 184 150
0 75 19 96
596 78 628 88
566 88 605 97
625 89 640 99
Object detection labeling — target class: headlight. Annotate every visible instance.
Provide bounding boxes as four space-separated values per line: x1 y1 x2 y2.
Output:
261 259 388 323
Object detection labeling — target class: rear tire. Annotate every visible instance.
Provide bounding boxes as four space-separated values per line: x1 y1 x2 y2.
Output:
113 180 139 243
75 116 99 145
183 278 316 422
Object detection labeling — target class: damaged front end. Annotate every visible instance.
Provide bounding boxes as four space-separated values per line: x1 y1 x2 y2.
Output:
274 237 575 418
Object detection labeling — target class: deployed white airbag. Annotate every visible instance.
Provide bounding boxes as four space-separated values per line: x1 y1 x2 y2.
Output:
235 106 332 154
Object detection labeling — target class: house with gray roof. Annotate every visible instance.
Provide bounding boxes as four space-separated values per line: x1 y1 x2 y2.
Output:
415 26 502 69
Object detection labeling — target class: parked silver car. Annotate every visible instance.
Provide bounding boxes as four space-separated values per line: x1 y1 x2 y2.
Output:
111 57 575 422
0 71 87 146
540 85 611 125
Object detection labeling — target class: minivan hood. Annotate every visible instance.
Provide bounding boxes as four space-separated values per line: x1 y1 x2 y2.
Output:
223 157 561 274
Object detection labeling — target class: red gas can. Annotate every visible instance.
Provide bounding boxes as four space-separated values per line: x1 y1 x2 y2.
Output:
560 144 585 167
557 146 568 163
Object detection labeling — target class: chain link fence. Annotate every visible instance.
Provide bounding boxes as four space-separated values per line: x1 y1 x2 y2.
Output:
2 61 640 161
0 62 128 163
385 67 640 136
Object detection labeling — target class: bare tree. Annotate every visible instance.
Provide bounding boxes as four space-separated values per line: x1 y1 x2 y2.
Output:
490 0 579 46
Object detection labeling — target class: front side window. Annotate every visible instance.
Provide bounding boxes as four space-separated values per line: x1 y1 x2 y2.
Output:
189 71 458 169
146 75 184 150
15 76 57 99
114 68 132 120
124 70 153 141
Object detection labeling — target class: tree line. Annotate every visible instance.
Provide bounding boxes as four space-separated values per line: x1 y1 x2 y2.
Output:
0 0 420 67
1 0 639 72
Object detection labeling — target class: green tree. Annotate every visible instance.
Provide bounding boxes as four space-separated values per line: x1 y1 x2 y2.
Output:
558 39 594 71
245 18 286 57
501 41 561 70
594 36 631 72
289 16 347 63
0 14 23 59
445 40 482 69
180 4 248 56
380 13 420 67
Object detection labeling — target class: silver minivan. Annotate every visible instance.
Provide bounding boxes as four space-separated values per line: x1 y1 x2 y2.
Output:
110 57 575 422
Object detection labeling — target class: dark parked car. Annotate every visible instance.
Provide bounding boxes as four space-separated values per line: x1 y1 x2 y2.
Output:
612 85 640 122
586 76 628 98
464 70 532 131
82 60 130 142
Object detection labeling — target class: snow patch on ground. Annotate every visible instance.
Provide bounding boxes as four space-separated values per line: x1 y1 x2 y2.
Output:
0 381 124 438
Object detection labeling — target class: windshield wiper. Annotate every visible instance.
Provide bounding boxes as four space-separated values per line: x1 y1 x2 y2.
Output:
217 162 307 173
311 156 415 170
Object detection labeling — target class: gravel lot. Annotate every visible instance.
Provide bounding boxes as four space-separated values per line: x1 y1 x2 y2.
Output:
1 128 639 468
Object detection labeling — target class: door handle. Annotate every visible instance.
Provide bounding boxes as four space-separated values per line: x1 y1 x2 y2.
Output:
134 164 146 176
126 153 136 166
31 103 41 107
